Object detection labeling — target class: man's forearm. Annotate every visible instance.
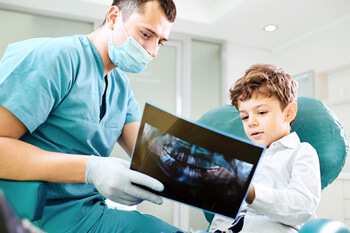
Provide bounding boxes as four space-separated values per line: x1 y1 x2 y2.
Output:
0 137 89 183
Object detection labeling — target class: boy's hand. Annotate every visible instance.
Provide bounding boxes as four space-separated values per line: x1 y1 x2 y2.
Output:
246 184 255 204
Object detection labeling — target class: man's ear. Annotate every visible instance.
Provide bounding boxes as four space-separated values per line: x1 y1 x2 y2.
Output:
285 101 298 124
106 6 121 30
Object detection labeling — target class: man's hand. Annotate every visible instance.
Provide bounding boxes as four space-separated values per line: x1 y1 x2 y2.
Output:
85 156 164 206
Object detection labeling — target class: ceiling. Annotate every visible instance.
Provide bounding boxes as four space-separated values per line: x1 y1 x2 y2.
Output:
77 0 350 52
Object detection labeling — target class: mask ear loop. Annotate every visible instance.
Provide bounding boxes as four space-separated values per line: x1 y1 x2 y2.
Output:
120 13 130 38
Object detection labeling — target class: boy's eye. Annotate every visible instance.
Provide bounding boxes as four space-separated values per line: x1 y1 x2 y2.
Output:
158 41 164 46
241 116 248 121
258 111 267 115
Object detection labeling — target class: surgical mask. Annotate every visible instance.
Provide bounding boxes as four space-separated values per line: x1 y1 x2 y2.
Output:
108 17 153 73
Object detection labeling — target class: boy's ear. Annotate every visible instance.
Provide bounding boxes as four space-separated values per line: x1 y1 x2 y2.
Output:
285 102 298 123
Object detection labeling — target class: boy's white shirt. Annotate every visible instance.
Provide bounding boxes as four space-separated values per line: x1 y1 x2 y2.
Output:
210 132 321 233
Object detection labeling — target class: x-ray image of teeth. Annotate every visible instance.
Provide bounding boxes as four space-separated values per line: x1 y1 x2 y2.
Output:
130 103 265 219
141 123 253 189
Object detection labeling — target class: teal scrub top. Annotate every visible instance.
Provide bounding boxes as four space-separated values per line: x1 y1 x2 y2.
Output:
0 35 141 232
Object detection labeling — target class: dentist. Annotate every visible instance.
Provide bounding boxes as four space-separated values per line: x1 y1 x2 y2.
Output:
0 0 181 232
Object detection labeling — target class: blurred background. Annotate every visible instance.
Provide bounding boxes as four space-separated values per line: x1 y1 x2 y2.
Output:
0 0 349 231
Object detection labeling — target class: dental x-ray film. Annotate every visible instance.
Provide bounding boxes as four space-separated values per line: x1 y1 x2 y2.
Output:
130 102 265 219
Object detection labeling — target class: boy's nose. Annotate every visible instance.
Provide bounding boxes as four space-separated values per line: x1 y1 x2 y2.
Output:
248 116 258 127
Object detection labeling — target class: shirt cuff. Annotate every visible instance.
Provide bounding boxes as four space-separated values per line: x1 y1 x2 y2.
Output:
249 183 274 213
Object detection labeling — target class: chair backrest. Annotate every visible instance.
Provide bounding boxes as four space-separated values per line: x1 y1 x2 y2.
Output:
198 97 348 223
0 180 47 221
298 219 350 233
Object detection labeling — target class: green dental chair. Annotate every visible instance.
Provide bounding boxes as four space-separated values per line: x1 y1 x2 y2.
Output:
198 97 349 232
0 181 47 221
0 97 349 232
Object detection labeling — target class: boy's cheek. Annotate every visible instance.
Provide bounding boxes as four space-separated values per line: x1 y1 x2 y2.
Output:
243 125 249 136
244 129 252 141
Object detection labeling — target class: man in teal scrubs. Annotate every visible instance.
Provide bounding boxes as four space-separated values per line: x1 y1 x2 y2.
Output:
0 0 182 232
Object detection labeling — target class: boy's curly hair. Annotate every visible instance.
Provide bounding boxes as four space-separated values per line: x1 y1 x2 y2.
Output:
230 64 298 111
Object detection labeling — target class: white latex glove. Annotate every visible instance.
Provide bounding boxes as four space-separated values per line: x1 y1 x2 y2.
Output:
85 156 164 206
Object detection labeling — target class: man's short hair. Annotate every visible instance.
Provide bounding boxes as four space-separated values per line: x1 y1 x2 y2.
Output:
230 64 298 110
102 0 176 25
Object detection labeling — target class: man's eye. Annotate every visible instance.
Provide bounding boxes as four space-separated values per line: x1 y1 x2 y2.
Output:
142 31 150 39
158 41 164 46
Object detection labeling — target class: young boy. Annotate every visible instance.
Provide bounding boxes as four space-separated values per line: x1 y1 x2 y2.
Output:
209 64 321 233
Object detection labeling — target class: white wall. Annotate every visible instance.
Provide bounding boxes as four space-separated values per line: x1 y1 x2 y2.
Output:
224 16 350 88
224 44 274 103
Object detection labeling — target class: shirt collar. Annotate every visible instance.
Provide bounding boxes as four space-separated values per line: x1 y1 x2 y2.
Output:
269 132 300 149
